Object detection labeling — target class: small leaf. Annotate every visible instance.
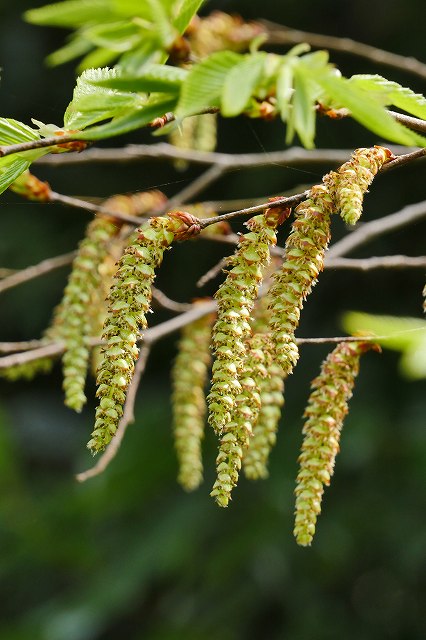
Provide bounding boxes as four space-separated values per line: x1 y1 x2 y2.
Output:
290 65 317 148
276 62 294 120
221 54 265 117
176 51 242 118
82 21 142 53
342 311 426 351
64 68 143 129
349 74 426 121
0 118 40 145
0 157 31 195
317 73 426 146
93 64 187 93
46 36 93 67
76 95 178 139
25 0 116 27
173 0 204 34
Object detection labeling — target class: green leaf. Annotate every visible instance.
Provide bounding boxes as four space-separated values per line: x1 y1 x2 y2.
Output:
0 118 40 145
221 54 265 117
316 73 426 146
348 74 426 121
93 64 187 93
64 68 143 129
176 51 242 118
82 21 142 53
173 0 204 34
289 65 317 148
145 0 177 48
77 47 120 72
46 36 93 67
276 62 294 121
342 311 426 379
0 157 31 195
75 95 178 139
25 0 116 27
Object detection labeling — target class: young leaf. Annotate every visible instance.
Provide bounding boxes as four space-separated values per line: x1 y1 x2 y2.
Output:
290 65 317 149
64 68 143 129
317 73 426 146
173 0 205 34
0 118 40 145
348 74 426 121
25 0 116 27
82 21 142 53
221 53 265 117
176 51 242 118
93 64 187 93
276 61 294 121
0 157 32 195
76 95 178 139
342 311 426 379
46 36 93 67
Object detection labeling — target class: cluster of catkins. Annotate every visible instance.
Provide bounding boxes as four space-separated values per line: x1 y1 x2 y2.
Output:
3 146 394 545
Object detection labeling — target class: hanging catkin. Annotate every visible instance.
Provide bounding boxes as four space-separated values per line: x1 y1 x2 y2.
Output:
267 184 335 376
89 212 200 453
294 340 378 546
327 146 392 225
172 308 215 491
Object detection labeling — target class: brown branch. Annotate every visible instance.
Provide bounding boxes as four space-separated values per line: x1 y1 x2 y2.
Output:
263 21 426 81
0 251 76 295
0 299 218 369
327 200 426 258
49 191 144 225
325 255 426 270
75 343 151 482
151 287 193 312
36 144 357 167
0 340 45 354
0 135 81 158
380 146 426 172
198 190 310 228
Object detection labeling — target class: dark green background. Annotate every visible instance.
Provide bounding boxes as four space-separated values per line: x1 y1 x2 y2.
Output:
0 1 425 638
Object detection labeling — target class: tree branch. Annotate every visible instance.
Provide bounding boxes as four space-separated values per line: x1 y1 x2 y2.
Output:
0 251 76 295
75 343 151 482
263 21 426 81
327 200 426 258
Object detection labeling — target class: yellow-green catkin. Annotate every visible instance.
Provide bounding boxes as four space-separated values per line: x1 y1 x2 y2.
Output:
267 184 335 376
89 211 199 453
294 341 377 546
207 210 286 437
243 356 285 480
171 309 215 491
210 331 269 506
0 357 54 381
328 146 392 225
54 216 120 412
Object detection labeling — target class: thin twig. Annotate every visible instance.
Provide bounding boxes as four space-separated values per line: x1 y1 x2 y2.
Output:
199 190 310 228
0 251 76 295
165 164 226 211
0 135 80 158
0 300 218 369
327 200 426 258
0 340 45 354
380 147 426 172
151 287 193 312
263 21 426 81
325 255 426 270
196 257 228 288
36 144 357 167
75 344 151 482
50 191 144 226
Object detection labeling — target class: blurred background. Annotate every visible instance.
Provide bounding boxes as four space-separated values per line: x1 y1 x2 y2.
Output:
0 1 425 638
